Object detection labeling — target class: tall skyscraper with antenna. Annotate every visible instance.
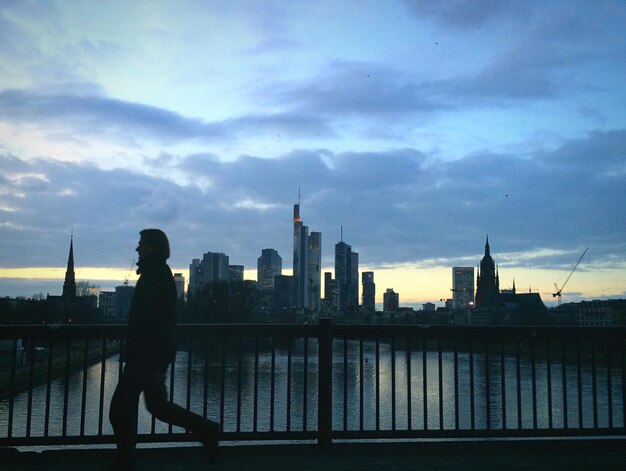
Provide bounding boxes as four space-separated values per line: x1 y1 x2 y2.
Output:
292 191 321 311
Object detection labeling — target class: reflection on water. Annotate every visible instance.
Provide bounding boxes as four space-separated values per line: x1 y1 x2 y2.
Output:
1 338 624 439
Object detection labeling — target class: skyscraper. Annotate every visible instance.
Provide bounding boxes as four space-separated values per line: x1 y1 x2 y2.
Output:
114 285 134 319
292 195 321 311
307 231 322 312
228 265 244 282
273 274 294 313
189 259 201 293
452 267 474 309
188 252 230 293
362 271 375 313
98 291 115 318
323 271 339 313
174 273 185 299
475 236 501 308
383 288 399 312
257 248 282 290
293 199 308 308
335 237 359 314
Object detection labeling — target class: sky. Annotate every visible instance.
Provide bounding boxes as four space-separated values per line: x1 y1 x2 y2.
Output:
1 0 625 307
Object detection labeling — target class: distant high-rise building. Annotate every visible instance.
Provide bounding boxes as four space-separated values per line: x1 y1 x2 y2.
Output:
229 265 244 282
361 271 375 313
475 236 501 309
323 271 339 313
98 291 115 318
335 237 359 314
114 285 134 319
350 252 359 308
383 288 399 312
189 252 230 293
62 235 76 303
307 232 322 312
257 249 282 290
173 273 185 298
452 267 474 309
273 274 295 312
292 195 321 311
189 258 202 292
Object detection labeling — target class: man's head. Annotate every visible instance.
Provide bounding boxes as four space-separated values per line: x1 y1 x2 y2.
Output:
137 228 170 260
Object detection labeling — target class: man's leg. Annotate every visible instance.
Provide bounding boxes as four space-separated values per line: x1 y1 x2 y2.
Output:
143 369 219 463
109 365 142 468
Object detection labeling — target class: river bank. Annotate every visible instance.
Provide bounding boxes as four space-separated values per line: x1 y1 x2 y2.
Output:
0 340 120 400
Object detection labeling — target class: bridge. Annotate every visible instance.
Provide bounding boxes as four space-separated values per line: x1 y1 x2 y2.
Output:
2 321 626 468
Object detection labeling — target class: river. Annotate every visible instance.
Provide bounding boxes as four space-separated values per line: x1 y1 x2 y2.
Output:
1 338 624 440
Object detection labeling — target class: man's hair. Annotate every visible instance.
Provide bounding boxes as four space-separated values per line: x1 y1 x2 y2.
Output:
139 228 170 259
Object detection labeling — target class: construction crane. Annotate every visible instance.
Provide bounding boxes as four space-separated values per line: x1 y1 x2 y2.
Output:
553 247 588 305
123 259 135 286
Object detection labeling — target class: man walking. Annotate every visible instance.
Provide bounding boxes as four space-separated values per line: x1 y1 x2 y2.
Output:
108 229 218 470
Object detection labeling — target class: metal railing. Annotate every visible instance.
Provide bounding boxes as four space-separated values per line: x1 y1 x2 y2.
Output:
1 321 625 447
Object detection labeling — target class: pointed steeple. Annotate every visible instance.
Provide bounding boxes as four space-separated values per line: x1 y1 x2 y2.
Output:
512 278 516 294
476 236 501 309
62 235 76 302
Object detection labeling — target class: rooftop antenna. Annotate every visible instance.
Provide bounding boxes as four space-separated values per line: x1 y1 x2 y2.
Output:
298 187 301 205
341 225 343 242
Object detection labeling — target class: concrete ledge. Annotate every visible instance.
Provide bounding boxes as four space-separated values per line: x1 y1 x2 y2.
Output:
2 439 626 470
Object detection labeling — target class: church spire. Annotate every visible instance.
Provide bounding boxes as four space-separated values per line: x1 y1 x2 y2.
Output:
475 236 501 309
62 235 76 302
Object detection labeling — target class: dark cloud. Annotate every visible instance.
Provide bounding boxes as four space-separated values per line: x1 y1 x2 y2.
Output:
273 62 441 116
0 130 626 278
179 150 332 202
404 0 526 28
548 129 626 166
0 89 334 144
0 89 225 143
1 128 624 292
266 46 597 122
261 3 625 122
224 113 335 138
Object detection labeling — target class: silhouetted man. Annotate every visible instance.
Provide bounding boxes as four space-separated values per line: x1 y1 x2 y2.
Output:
108 229 218 471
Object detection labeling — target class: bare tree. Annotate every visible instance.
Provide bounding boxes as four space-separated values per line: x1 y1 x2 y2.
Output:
76 281 100 297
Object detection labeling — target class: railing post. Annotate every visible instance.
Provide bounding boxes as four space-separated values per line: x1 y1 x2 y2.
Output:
317 318 332 447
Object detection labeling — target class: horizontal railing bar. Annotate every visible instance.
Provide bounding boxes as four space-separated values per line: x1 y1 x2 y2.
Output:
3 425 626 447
0 431 319 447
3 324 626 340
333 428 626 440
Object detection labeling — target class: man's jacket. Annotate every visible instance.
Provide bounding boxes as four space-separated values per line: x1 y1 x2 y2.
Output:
123 253 177 372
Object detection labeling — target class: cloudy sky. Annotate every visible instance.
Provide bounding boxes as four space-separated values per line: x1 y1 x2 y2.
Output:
1 0 625 306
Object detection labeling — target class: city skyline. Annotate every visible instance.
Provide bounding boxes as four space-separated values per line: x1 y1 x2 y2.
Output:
0 1 625 305
0 229 609 309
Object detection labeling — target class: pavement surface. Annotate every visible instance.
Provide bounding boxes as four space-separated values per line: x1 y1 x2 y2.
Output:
2 439 626 471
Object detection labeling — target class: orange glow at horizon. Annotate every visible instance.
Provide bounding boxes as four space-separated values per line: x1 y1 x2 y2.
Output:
1 264 624 304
